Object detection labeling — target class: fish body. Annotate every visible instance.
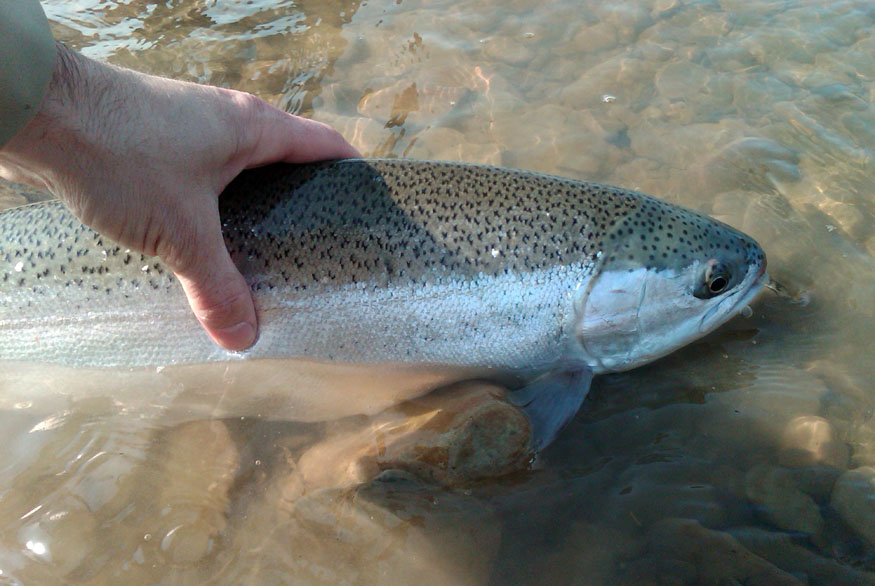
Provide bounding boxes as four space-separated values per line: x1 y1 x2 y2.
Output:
0 160 767 439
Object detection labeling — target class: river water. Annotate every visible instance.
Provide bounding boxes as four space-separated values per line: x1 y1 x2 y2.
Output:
1 0 874 583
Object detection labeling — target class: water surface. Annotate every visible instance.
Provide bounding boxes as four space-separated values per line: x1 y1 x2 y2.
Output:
1 0 874 583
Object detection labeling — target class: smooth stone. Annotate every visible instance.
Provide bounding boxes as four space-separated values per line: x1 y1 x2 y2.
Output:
619 557 697 586
789 466 843 503
572 22 618 53
413 126 502 166
151 420 239 565
558 54 653 108
655 62 710 100
732 74 798 119
482 35 534 67
17 497 98 577
840 110 875 152
651 0 680 16
628 119 747 171
697 137 801 193
594 3 652 44
744 464 826 543
609 158 670 195
710 366 828 425
779 415 849 469
831 466 875 547
159 519 216 566
710 190 758 226
731 526 875 586
705 44 759 72
821 203 866 241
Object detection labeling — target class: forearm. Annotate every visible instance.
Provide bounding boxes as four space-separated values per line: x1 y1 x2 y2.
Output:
0 41 129 201
0 0 56 147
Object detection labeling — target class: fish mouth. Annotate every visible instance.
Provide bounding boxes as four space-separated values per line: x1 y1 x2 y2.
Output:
699 265 768 333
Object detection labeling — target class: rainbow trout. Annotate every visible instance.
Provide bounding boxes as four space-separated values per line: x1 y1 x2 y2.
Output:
0 160 767 448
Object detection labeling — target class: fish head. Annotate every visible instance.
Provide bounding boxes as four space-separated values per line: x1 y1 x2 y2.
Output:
572 196 767 373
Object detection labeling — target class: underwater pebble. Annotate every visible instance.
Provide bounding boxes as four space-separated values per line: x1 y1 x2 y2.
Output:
260 476 502 585
558 54 652 108
18 499 98 577
594 2 652 44
788 465 842 503
779 415 849 469
572 22 618 53
629 119 747 171
482 35 534 67
651 0 680 16
744 463 826 542
705 44 760 72
714 366 828 424
655 62 710 100
285 382 531 500
731 526 875 586
159 519 216 565
821 203 866 241
152 420 239 565
831 466 875 547
609 158 670 195
699 137 801 193
0 179 51 211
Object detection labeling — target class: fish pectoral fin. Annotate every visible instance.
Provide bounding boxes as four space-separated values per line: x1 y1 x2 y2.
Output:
508 363 594 452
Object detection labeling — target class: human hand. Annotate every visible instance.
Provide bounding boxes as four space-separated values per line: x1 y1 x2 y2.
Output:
0 42 360 351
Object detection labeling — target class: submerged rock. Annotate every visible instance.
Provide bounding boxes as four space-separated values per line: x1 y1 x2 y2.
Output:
831 466 875 548
779 414 849 469
744 463 826 545
279 382 532 501
150 420 240 565
697 136 802 193
731 526 875 586
235 473 502 585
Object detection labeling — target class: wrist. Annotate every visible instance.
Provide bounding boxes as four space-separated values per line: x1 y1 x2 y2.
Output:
0 42 112 196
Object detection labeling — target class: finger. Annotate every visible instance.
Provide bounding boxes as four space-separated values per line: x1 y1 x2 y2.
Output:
170 218 258 352
245 103 361 167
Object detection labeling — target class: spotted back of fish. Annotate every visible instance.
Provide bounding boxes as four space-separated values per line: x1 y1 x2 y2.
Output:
218 159 645 292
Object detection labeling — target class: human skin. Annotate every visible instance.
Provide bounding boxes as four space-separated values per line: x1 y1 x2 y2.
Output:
0 42 360 351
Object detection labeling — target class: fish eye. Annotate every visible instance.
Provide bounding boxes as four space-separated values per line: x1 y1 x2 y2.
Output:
708 274 729 294
693 260 734 299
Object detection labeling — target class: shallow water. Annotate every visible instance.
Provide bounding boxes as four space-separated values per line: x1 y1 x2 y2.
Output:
1 0 874 583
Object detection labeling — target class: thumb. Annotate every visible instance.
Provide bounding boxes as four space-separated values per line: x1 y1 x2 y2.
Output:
169 214 257 352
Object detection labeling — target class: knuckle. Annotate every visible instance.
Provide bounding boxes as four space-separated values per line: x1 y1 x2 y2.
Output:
193 286 252 329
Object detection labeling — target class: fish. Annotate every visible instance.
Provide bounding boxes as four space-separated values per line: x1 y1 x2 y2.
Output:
0 159 767 449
